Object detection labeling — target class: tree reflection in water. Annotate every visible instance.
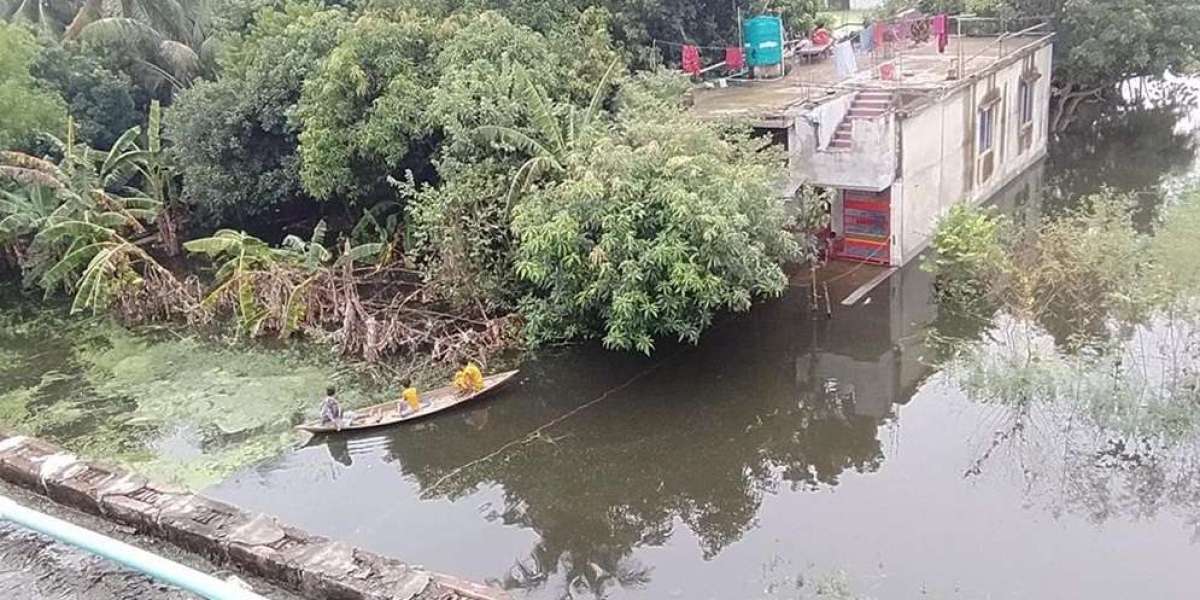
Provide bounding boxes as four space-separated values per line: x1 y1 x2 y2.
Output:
364 263 930 599
943 314 1200 535
210 77 1200 600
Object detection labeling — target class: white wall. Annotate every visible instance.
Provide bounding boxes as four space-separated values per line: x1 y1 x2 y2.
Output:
809 92 855 151
895 41 1053 265
789 110 897 192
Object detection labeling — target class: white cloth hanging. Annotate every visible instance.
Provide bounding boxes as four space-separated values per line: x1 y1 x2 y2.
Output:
832 41 857 79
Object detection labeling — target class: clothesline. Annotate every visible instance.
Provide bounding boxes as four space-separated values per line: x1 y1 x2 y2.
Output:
651 39 732 52
663 12 953 77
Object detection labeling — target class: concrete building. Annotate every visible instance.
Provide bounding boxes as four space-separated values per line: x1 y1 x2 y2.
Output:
693 22 1054 267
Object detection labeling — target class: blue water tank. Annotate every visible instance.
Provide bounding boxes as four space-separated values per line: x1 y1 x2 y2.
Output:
744 15 784 67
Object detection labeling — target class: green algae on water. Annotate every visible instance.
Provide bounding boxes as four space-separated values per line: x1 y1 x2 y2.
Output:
0 310 384 490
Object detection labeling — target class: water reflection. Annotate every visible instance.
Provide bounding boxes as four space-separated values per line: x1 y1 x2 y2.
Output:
1045 76 1200 221
204 84 1200 600
212 258 942 599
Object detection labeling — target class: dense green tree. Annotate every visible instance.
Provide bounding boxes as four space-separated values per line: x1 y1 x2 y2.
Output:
30 42 139 149
296 11 436 201
510 73 801 352
167 4 349 224
1049 0 1200 129
0 22 66 149
405 10 622 309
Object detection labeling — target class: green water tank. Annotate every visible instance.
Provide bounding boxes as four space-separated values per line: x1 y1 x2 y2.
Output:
744 15 784 67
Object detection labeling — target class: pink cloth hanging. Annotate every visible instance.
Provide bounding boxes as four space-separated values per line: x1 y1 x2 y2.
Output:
682 45 701 76
725 46 744 71
933 15 949 53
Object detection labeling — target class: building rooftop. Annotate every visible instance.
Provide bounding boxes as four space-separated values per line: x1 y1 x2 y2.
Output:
691 34 1052 123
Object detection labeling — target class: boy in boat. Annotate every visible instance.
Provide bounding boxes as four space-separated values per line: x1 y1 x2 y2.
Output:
320 386 344 428
401 386 421 414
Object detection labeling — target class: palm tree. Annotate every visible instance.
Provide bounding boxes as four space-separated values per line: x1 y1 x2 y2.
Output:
474 60 618 209
3 0 215 93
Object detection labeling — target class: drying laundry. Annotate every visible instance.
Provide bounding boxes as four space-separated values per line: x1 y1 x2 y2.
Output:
833 41 857 79
681 44 701 75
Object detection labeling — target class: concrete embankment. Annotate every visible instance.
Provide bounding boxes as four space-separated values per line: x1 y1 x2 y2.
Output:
0 431 506 600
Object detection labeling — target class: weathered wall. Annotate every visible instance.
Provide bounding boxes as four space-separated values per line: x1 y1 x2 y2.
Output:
809 92 855 151
0 432 506 600
790 110 897 191
895 41 1053 265
896 90 966 265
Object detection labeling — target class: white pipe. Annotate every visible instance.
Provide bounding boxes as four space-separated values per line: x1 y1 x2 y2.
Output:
0 495 266 600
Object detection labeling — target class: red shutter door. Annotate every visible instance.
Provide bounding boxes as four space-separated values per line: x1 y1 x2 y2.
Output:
837 187 891 265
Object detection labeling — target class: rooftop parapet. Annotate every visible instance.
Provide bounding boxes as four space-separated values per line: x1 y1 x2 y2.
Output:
690 18 1054 125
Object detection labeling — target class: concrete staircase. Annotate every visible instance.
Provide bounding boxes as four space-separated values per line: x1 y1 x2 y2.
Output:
829 90 894 150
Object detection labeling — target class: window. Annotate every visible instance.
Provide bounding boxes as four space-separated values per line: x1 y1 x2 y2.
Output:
978 105 995 154
1019 79 1034 125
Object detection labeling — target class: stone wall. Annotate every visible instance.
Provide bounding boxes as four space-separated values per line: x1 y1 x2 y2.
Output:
0 432 507 600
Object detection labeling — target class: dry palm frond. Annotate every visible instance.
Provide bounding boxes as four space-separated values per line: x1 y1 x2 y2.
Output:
0 152 68 186
157 39 201 83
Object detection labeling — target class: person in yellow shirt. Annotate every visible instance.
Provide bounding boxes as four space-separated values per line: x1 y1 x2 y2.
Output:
401 386 421 414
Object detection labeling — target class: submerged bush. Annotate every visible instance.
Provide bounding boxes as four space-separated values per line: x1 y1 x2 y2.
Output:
924 203 1010 306
927 190 1172 345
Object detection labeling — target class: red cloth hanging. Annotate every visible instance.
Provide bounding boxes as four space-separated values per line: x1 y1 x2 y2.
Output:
725 46 745 71
682 44 702 76
873 21 886 48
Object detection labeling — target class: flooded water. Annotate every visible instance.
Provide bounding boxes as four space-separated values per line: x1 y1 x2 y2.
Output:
206 83 1200 599
5 81 1200 599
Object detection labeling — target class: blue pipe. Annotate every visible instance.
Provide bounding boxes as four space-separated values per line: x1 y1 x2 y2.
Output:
0 495 267 600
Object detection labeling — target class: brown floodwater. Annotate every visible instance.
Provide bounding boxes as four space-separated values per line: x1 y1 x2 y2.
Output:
205 80 1200 599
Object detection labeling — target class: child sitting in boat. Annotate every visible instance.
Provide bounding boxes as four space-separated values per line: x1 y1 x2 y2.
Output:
320 386 344 428
401 387 421 414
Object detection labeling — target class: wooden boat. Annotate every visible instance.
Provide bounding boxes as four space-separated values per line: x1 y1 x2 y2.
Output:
296 370 519 434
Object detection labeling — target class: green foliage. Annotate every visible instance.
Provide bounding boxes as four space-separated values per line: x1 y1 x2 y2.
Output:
1148 190 1200 299
0 22 66 149
167 3 350 223
296 11 436 201
765 0 820 35
0 122 178 315
4 0 218 101
428 10 607 166
30 41 139 149
928 190 1179 347
474 60 617 208
511 73 800 353
405 162 519 308
184 228 281 333
924 204 1010 305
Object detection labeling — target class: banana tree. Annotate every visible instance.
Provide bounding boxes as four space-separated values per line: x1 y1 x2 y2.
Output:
0 119 165 311
34 217 170 314
474 60 618 210
183 229 281 335
101 100 184 255
186 222 387 339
